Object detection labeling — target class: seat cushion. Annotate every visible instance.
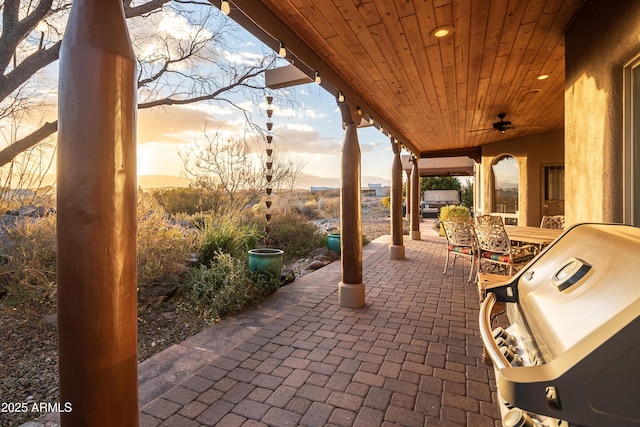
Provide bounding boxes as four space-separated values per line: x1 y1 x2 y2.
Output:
448 245 473 255
481 252 510 262
481 251 534 263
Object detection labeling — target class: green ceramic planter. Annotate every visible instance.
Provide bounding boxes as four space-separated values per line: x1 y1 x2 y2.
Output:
248 248 284 278
327 233 341 254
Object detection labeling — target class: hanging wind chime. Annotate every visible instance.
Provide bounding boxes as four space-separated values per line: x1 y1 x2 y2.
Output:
264 95 274 247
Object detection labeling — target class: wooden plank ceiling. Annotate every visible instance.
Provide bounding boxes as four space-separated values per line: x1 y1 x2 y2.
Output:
229 0 584 157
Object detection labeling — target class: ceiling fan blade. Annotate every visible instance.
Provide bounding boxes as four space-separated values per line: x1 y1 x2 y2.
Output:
468 129 496 135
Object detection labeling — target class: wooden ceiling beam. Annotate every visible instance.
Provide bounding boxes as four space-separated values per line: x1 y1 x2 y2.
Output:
227 0 421 154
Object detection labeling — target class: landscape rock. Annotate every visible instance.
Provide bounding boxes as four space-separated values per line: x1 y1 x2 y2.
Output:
280 268 295 285
308 247 339 261
308 260 325 270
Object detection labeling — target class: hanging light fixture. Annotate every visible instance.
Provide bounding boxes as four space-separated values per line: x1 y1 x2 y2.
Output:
220 0 230 15
338 91 345 103
369 116 374 125
278 42 287 58
356 106 362 115
314 71 321 84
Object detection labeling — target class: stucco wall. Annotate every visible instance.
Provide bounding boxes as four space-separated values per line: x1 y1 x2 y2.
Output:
565 2 640 224
480 132 564 227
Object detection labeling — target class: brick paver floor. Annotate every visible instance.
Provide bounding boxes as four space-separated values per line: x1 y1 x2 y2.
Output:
35 222 503 427
138 223 502 427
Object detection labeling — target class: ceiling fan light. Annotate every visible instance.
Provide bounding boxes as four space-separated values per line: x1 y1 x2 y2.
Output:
430 25 454 39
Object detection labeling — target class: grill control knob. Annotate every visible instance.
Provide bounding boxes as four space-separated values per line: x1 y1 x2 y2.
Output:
503 408 536 427
493 327 507 340
500 346 522 366
493 327 516 345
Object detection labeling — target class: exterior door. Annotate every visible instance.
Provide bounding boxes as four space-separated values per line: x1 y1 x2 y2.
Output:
542 164 565 217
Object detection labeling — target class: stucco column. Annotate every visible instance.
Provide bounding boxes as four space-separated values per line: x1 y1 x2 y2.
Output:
405 170 411 218
389 140 405 259
338 100 365 308
57 1 139 426
410 156 421 240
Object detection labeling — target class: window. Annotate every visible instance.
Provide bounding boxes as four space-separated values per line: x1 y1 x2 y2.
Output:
624 57 640 226
492 156 518 214
544 165 565 201
543 165 565 217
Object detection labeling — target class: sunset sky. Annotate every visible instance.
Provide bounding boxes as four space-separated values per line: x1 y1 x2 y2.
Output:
4 5 396 190
133 9 395 186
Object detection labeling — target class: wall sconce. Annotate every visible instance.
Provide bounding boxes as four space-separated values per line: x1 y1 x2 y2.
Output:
279 42 286 58
221 0 230 15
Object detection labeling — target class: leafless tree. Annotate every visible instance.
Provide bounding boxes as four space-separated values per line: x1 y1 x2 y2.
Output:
0 0 278 168
181 130 306 213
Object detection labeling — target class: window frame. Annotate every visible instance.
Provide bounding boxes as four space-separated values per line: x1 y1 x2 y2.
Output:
623 55 640 226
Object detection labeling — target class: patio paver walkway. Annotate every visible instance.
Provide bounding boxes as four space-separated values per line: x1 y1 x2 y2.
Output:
36 220 502 427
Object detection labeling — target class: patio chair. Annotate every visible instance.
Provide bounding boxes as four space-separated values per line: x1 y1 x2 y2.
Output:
442 219 476 282
475 214 503 226
540 214 565 229
473 223 536 276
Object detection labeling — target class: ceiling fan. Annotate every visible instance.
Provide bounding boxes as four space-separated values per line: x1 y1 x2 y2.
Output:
470 113 516 134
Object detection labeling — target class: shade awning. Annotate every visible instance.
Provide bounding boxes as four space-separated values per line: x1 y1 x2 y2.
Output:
401 155 476 177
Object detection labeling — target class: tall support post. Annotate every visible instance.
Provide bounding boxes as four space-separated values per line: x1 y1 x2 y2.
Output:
410 156 422 240
405 169 411 218
57 1 139 426
389 140 405 259
338 100 365 308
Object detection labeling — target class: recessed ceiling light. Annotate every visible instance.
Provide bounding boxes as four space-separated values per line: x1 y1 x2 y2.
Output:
430 26 454 39
537 74 550 80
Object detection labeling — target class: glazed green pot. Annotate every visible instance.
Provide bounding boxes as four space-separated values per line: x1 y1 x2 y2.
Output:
248 248 284 278
327 233 341 254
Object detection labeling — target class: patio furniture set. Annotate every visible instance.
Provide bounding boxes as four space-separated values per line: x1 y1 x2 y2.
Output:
442 214 565 283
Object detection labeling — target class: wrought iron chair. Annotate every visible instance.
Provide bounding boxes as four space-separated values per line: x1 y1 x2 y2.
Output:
474 223 536 276
442 219 476 282
540 215 565 229
475 214 503 226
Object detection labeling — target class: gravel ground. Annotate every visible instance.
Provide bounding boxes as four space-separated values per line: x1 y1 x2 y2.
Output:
0 204 397 427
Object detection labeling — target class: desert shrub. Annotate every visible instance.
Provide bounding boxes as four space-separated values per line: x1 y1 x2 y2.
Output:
182 252 280 319
294 199 320 220
0 215 57 305
319 196 340 218
197 215 262 266
137 193 200 287
381 196 391 209
268 210 326 258
438 205 471 236
151 186 222 215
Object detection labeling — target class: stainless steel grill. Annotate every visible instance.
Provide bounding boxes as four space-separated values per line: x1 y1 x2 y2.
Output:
480 223 640 427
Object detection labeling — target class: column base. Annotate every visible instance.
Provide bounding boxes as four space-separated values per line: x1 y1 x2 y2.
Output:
338 282 365 308
410 230 421 240
389 245 405 260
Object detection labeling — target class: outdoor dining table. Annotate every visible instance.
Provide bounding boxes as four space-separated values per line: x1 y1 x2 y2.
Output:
505 225 563 246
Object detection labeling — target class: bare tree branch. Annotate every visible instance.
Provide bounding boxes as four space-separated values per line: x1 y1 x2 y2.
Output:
0 121 57 167
0 0 285 170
